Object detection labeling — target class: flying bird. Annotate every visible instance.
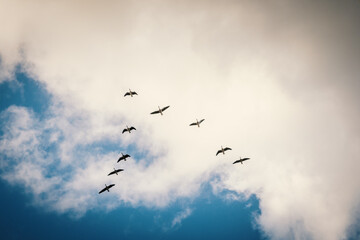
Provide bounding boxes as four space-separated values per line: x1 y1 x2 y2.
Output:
233 157 250 165
124 89 138 97
117 153 131 162
190 119 205 127
122 125 136 134
216 146 232 156
108 168 124 176
98 184 115 194
150 106 170 115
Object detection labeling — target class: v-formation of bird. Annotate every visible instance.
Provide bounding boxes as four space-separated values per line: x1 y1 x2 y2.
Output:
99 89 251 194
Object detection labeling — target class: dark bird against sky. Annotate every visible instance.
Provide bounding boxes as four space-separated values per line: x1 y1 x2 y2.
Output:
124 89 138 97
233 157 250 165
216 146 232 156
117 153 131 163
150 106 170 115
108 168 124 176
189 119 205 127
98 184 115 194
122 125 136 134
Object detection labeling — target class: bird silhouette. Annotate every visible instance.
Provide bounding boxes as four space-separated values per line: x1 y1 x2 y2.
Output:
122 125 136 134
233 157 250 165
117 153 131 162
124 89 138 97
108 168 124 176
216 146 232 156
150 106 170 115
190 119 205 127
98 184 115 194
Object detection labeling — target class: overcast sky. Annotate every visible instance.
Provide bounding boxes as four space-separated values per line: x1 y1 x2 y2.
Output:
1 0 360 239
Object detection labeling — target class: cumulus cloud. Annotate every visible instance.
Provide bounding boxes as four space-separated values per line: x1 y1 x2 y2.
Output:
1 0 360 239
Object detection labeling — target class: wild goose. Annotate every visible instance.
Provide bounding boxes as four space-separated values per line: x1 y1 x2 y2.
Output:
150 106 170 115
233 157 250 165
189 119 205 127
216 146 232 156
124 89 138 97
108 168 124 176
98 184 115 194
117 153 131 162
122 125 136 134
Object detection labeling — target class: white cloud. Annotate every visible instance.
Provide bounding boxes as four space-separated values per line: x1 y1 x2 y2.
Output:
171 208 193 228
1 0 360 239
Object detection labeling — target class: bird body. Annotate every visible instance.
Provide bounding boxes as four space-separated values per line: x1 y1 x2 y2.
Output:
98 184 115 194
124 89 138 97
233 157 250 165
216 146 232 156
151 106 170 115
122 125 136 134
108 168 124 176
117 153 131 162
190 119 205 127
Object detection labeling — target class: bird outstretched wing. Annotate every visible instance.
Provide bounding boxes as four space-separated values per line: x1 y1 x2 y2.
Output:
216 150 222 156
151 110 160 114
199 119 205 124
224 147 232 151
122 129 128 134
99 184 115 194
233 158 250 164
161 106 170 112
124 92 130 97
129 127 136 131
190 122 197 126
131 91 138 95
118 154 130 162
108 169 124 176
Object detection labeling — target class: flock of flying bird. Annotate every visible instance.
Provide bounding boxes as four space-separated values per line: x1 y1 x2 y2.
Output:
98 89 250 194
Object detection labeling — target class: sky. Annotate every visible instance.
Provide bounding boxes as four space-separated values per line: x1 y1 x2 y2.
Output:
0 0 360 239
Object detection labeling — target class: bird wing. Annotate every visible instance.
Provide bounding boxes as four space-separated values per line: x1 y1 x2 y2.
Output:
124 92 130 97
151 110 160 114
108 171 115 176
242 158 250 161
131 91 138 95
117 154 130 162
224 147 232 151
216 150 222 156
108 184 115 189
122 129 128 134
161 106 170 112
129 127 136 131
99 188 106 194
199 119 205 124
233 160 241 164
189 122 197 126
